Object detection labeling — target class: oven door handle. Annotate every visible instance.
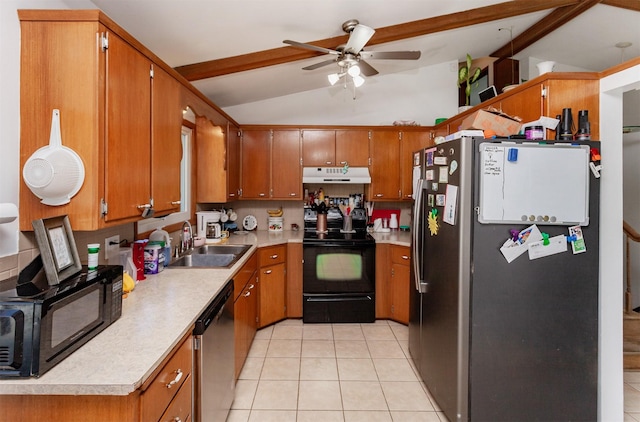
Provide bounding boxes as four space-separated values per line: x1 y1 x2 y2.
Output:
303 241 373 248
412 178 427 293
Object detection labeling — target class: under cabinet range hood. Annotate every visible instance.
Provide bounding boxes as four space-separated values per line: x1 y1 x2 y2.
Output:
303 167 371 184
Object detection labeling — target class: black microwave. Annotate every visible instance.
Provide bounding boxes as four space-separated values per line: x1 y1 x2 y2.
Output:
0 261 123 378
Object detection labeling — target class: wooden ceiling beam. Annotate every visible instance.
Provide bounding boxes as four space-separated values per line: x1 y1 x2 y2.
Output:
490 0 604 59
175 0 579 81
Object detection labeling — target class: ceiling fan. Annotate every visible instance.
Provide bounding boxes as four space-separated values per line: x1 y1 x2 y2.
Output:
283 19 421 87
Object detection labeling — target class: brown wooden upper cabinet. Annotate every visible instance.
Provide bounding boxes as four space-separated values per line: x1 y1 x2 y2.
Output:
18 11 185 230
368 129 402 200
240 129 302 200
302 129 369 167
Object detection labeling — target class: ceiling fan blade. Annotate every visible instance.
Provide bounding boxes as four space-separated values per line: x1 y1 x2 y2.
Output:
360 51 422 60
357 59 379 77
283 39 340 55
302 59 338 71
344 24 375 54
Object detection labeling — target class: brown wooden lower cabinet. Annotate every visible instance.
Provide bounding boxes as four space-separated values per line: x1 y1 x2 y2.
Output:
234 252 258 379
286 242 303 318
375 243 411 324
257 244 287 328
0 332 193 422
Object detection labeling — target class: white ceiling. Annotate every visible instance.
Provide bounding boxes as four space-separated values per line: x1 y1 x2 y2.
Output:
72 0 640 122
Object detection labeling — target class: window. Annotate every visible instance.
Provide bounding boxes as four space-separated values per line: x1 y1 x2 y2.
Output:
137 108 195 234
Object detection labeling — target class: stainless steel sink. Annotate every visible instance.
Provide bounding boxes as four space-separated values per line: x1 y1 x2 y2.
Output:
168 244 251 268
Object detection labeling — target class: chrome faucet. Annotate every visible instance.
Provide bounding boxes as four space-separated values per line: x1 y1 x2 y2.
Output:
180 220 193 255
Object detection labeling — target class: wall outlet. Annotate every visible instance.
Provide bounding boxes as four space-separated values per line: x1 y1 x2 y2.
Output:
105 235 120 262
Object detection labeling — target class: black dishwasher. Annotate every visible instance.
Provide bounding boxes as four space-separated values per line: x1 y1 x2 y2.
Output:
193 279 235 422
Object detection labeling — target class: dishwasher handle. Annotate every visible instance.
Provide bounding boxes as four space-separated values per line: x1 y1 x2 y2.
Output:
193 279 233 335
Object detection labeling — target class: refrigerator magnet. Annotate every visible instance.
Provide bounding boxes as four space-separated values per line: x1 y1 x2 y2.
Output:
425 169 435 181
427 194 435 207
431 182 439 191
435 194 446 206
428 208 439 236
449 160 458 175
434 156 447 165
568 225 587 254
443 185 458 225
426 149 435 166
439 167 448 183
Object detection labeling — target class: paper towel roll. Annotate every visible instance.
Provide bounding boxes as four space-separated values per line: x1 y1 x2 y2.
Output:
0 203 18 224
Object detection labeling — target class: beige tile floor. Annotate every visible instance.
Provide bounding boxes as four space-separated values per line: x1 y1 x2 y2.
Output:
227 318 640 421
227 319 447 422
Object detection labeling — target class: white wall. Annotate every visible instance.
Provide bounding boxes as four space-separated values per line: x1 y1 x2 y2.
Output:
599 63 640 421
623 90 640 308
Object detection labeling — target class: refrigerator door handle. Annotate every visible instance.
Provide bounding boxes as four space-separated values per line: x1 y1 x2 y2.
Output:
412 178 428 293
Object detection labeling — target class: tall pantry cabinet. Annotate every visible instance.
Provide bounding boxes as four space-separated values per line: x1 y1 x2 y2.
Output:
18 10 184 230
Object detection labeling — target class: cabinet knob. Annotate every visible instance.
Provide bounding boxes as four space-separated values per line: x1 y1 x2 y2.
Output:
165 368 183 389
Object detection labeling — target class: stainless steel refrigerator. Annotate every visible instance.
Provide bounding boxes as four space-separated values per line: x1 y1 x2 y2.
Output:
409 137 599 421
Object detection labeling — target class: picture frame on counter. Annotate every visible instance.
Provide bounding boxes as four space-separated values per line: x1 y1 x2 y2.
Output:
33 215 82 285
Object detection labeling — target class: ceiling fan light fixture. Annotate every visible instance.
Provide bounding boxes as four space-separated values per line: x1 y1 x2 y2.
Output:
328 73 342 85
352 75 365 88
347 64 361 77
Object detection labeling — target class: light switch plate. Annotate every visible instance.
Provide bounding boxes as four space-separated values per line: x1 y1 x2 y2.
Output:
105 235 120 262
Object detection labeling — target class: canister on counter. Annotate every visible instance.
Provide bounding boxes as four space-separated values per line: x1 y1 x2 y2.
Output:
525 125 544 140
144 244 162 274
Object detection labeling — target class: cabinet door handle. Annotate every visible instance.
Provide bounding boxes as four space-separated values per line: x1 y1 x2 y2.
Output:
375 193 383 197
270 254 278 259
325 161 333 165
166 368 183 389
264 269 272 274
172 418 182 422
289 192 297 196
171 200 181 205
259 193 266 197
137 203 151 209
243 291 251 297
248 284 255 289
401 255 409 260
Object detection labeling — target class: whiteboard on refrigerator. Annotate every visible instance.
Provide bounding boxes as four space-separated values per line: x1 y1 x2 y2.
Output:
478 142 591 225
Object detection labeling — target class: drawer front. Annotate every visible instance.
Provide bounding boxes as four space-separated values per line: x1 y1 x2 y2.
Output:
159 372 192 422
141 336 193 422
258 244 286 266
234 252 257 300
390 245 410 266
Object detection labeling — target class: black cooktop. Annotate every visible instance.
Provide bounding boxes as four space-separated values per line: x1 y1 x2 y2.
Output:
303 230 373 243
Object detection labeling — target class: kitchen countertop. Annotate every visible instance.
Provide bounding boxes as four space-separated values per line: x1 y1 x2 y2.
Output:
0 228 408 396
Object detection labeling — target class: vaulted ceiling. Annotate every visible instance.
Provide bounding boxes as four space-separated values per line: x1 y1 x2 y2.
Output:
84 0 639 120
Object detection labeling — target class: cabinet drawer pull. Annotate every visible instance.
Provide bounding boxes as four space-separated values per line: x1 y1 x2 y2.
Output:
172 418 182 422
243 291 251 297
137 203 151 209
259 193 266 197
248 284 255 289
375 194 383 197
166 368 183 389
289 192 297 196
270 254 278 259
170 200 181 205
401 255 409 260
325 161 333 165
264 269 272 274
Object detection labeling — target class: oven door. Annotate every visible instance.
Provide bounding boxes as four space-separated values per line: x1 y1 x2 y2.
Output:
303 240 375 294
